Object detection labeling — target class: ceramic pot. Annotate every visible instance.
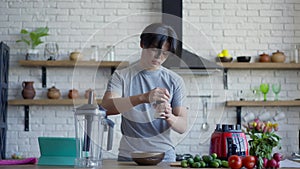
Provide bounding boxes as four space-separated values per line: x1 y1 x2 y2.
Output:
47 86 61 99
271 50 286 63
259 53 271 62
69 51 82 61
22 81 36 99
68 89 79 99
85 88 96 99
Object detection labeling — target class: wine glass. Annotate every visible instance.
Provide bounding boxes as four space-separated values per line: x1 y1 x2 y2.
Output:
260 83 269 101
44 42 59 60
272 83 281 101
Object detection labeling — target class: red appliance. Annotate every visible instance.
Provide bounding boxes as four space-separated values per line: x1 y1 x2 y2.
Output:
209 124 249 160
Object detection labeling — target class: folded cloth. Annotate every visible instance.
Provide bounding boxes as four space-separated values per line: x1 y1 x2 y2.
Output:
0 157 37 165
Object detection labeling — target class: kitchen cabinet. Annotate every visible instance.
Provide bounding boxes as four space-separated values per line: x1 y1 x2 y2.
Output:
219 62 300 124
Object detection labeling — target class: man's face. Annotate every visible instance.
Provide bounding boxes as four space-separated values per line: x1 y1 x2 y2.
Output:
140 42 170 70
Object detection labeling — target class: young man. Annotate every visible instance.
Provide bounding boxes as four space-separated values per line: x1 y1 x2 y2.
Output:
101 23 187 162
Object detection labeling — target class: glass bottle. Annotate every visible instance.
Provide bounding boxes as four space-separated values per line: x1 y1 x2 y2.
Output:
107 45 115 61
91 45 99 61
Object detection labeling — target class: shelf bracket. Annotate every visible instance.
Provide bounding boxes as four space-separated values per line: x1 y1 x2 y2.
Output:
24 105 29 131
111 67 116 75
42 66 47 88
236 106 242 126
223 68 228 89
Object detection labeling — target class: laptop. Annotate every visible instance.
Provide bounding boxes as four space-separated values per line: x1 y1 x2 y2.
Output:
38 137 76 166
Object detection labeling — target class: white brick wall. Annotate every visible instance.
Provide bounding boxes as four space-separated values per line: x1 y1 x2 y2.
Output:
1 0 299 159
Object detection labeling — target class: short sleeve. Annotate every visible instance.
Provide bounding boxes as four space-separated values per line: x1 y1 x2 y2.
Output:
106 71 123 96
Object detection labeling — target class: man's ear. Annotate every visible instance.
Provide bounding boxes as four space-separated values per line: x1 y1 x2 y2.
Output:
140 41 144 48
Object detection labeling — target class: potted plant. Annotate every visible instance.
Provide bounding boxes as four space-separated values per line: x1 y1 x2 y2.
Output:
16 27 49 60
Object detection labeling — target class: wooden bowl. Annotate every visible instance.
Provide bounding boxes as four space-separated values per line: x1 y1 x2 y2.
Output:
131 151 165 165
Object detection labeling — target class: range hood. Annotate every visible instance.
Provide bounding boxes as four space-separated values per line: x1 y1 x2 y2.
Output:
162 0 222 73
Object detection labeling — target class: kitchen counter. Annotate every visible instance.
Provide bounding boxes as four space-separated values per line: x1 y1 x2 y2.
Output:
0 160 297 169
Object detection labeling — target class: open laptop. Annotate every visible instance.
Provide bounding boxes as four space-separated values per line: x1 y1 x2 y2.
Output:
38 137 76 166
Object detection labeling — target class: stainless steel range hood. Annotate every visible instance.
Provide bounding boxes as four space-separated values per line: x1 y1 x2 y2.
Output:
162 0 222 73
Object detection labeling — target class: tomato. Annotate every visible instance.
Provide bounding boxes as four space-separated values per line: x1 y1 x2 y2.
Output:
228 155 243 169
242 156 256 169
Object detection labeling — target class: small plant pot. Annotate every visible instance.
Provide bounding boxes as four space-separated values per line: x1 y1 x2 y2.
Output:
26 49 39 60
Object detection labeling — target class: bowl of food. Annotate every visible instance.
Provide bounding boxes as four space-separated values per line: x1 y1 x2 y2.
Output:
216 56 233 62
237 56 251 62
131 151 165 165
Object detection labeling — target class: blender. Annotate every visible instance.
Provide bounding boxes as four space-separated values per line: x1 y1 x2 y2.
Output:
74 91 114 168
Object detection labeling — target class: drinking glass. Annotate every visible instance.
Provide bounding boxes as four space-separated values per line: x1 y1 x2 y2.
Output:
272 83 281 101
260 83 269 101
44 42 59 60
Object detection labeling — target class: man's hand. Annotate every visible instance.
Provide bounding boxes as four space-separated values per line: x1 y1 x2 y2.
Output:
146 87 170 103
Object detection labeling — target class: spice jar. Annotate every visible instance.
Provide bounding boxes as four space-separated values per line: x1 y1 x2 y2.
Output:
68 89 79 99
47 86 61 99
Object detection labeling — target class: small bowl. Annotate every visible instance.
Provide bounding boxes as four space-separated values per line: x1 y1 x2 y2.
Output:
237 56 251 62
216 57 233 62
131 151 165 165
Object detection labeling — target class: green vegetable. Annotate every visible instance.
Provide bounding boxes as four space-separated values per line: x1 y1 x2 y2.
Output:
210 161 220 168
194 154 202 162
202 155 213 163
221 160 229 168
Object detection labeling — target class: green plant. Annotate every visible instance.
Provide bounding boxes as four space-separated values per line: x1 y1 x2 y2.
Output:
16 27 49 49
245 119 281 169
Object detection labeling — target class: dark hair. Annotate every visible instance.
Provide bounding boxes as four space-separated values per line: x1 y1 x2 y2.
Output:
140 23 178 54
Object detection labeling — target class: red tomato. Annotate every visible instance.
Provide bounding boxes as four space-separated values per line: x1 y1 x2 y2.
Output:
228 155 243 169
242 156 256 169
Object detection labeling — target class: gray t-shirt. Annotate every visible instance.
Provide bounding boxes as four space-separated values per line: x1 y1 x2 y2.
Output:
106 62 186 160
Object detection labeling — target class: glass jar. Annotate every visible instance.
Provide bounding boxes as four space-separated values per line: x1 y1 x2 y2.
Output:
107 45 115 61
91 45 99 61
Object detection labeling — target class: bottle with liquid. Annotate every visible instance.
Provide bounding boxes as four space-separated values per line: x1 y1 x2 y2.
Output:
291 45 299 63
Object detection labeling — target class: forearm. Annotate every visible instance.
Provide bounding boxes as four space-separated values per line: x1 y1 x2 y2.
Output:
167 115 187 134
101 93 147 115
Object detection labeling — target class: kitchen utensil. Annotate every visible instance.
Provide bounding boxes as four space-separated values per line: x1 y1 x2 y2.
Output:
74 90 114 168
201 98 209 131
209 124 249 160
271 50 286 63
69 51 82 61
131 151 165 165
237 56 251 62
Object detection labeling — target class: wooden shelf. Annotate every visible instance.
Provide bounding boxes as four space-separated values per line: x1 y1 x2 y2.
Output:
8 99 102 106
18 60 129 88
226 100 300 107
218 62 300 69
19 60 129 67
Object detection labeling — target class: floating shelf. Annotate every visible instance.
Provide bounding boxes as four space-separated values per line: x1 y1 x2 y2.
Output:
18 60 129 88
8 99 102 106
8 99 102 131
218 62 300 69
217 62 300 89
226 100 300 107
225 100 300 125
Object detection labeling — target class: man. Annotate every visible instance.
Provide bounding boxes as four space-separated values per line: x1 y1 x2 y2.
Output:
101 23 187 162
